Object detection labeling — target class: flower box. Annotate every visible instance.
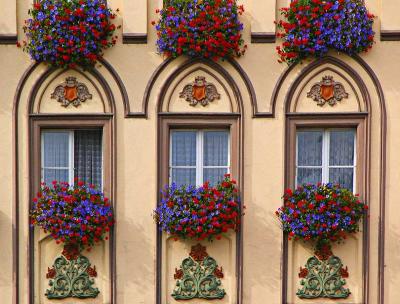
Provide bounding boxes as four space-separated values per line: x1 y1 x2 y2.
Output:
154 175 241 241
21 0 118 68
276 183 367 250
30 180 114 250
153 0 246 61
276 0 375 65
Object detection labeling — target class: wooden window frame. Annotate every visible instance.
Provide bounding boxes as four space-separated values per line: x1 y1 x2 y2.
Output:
295 128 357 192
159 116 240 187
30 116 113 199
286 115 367 197
29 115 114 303
40 129 105 189
157 114 242 304
169 129 231 186
284 114 369 304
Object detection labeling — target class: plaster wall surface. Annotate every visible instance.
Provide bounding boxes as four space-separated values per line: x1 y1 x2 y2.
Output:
0 0 398 303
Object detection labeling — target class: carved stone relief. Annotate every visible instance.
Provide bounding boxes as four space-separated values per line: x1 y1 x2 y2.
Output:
45 244 99 299
51 76 92 107
179 76 220 107
297 246 350 299
307 75 348 106
172 243 225 300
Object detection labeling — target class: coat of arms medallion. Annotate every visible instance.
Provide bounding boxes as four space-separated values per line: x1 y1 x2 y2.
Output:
179 76 220 107
307 75 349 106
51 77 92 107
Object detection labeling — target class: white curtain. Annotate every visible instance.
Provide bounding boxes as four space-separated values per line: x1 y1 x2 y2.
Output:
296 130 355 190
42 131 70 185
42 130 103 188
203 131 229 185
170 130 229 187
329 130 355 190
297 131 323 185
74 130 103 188
170 131 197 186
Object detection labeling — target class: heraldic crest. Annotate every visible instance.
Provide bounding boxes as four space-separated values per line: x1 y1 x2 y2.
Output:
51 76 92 107
307 75 349 107
179 76 221 107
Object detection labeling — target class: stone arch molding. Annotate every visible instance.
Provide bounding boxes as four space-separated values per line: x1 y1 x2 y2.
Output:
12 59 126 304
14 58 131 118
143 57 260 117
271 55 379 115
162 66 236 113
288 66 365 113
31 68 110 114
272 54 387 304
25 64 129 115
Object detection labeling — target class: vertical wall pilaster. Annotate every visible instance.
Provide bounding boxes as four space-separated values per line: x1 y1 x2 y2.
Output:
250 0 276 43
380 0 400 40
122 0 148 43
0 0 17 44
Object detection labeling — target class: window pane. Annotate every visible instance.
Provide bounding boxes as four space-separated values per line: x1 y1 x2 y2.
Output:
42 132 69 167
203 131 229 166
329 130 355 166
329 168 354 190
74 130 103 188
171 131 196 166
297 168 322 186
297 131 323 166
204 168 228 186
43 169 69 185
171 168 196 186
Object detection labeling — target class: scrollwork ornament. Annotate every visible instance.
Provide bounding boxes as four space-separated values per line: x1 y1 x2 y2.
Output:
45 247 99 299
297 252 351 299
172 243 226 300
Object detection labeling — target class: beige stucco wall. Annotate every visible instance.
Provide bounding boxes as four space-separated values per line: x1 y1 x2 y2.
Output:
381 0 400 31
0 0 16 35
0 0 399 303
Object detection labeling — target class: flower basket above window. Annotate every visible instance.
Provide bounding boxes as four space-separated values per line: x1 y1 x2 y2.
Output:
21 0 118 68
276 0 375 65
153 0 246 61
154 175 242 241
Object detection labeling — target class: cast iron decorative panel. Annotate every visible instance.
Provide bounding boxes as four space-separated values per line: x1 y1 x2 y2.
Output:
297 251 350 299
45 253 99 299
172 243 225 300
307 75 348 106
179 76 220 107
51 76 92 107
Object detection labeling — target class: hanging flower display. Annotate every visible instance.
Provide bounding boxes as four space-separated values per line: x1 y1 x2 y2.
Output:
30 180 114 251
21 0 118 68
153 0 246 61
154 175 241 241
275 183 367 251
276 0 375 65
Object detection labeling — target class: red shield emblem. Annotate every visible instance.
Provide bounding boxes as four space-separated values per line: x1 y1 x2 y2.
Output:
192 85 206 101
64 86 78 102
320 84 334 101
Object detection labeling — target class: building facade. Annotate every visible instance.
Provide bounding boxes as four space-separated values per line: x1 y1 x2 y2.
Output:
0 0 399 303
